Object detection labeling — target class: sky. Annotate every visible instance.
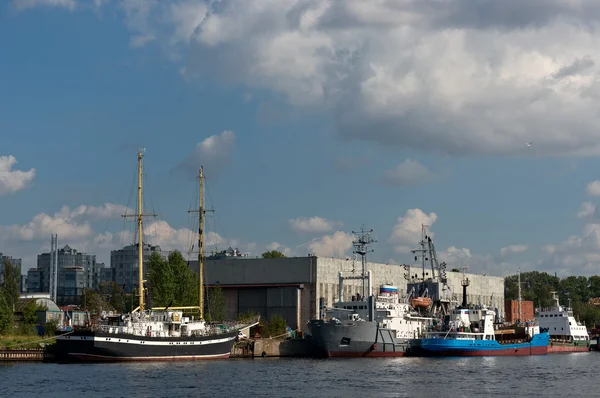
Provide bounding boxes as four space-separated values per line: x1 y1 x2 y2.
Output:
3 0 600 278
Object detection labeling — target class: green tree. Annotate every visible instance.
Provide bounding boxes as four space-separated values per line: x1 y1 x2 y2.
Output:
207 284 225 322
1 259 20 311
170 251 198 307
22 299 47 325
81 288 112 314
262 250 286 259
99 282 127 313
451 268 460 272
147 252 174 307
263 314 287 337
0 291 13 335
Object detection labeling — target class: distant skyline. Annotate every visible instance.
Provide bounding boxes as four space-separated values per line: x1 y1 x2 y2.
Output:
3 1 600 277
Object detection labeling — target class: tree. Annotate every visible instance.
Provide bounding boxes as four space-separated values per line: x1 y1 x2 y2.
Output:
262 250 286 259
99 282 127 314
169 251 198 307
146 251 199 308
207 284 225 322
147 252 174 307
81 288 111 314
0 291 12 335
1 259 20 311
451 268 460 272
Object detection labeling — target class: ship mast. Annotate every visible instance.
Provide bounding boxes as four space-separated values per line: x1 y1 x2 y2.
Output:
198 167 205 319
122 149 155 313
351 226 375 299
518 267 522 325
188 167 213 320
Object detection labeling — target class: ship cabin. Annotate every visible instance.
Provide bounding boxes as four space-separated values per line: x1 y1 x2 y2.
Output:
535 292 589 344
99 310 208 338
323 284 411 324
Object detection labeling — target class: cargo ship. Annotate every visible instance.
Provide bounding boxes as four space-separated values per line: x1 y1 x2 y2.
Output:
308 227 438 357
411 275 549 357
535 292 590 353
56 150 258 362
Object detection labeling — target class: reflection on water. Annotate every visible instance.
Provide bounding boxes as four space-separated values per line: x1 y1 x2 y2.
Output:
0 354 597 398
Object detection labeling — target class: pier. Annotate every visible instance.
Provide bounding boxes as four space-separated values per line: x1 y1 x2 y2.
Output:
0 348 54 362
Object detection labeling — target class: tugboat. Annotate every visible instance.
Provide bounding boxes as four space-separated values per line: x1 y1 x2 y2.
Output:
56 150 258 362
535 292 590 353
308 227 435 357
411 274 549 357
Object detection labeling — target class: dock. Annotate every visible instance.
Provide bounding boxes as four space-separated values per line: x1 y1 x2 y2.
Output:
0 348 54 362
231 338 318 358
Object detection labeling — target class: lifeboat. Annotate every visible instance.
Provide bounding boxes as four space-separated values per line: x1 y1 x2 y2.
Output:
411 297 432 309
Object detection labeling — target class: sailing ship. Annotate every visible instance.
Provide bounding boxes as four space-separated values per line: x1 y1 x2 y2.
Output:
535 292 590 353
56 150 259 362
308 227 435 357
410 275 549 357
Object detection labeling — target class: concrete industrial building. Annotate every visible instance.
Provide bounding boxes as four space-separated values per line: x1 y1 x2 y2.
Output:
200 256 505 333
26 245 102 305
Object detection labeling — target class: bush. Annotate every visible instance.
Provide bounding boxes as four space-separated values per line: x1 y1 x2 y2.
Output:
263 314 287 338
44 320 59 337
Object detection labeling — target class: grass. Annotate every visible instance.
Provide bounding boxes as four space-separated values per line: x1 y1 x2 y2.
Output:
0 335 54 349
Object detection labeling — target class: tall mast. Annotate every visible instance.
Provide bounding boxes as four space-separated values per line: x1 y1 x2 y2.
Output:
188 167 213 320
517 267 522 325
198 167 205 319
137 150 144 312
122 149 155 313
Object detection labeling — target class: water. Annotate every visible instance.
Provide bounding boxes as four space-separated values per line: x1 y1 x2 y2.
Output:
0 353 595 397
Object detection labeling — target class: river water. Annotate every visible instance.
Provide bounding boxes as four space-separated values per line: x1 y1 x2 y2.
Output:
0 353 595 397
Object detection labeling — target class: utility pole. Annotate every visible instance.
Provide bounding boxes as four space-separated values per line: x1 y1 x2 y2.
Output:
518 267 522 325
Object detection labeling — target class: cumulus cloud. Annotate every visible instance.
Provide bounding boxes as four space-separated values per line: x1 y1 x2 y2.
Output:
266 242 294 257
388 208 437 253
0 155 35 196
288 216 341 234
500 244 528 257
0 203 128 242
26 1 600 156
586 181 600 196
308 231 353 258
382 159 431 185
174 130 235 178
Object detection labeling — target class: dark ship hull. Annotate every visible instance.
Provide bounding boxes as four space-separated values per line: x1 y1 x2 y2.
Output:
308 319 411 357
55 330 238 362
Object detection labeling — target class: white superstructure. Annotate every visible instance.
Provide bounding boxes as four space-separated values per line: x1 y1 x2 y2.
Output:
535 292 589 343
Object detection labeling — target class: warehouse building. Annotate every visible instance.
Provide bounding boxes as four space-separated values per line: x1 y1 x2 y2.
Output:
198 256 505 333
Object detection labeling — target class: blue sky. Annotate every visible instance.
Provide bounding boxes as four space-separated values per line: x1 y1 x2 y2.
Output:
3 0 600 277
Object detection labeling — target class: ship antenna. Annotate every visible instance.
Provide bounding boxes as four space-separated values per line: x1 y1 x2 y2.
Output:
188 167 214 320
122 148 156 313
351 225 375 299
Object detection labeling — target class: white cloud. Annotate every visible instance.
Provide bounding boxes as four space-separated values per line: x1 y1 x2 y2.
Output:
586 181 600 196
577 202 596 218
500 244 528 257
382 159 431 185
12 0 76 12
175 130 235 177
29 1 600 155
388 208 437 253
308 231 353 258
0 155 35 197
266 242 294 257
288 216 341 234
